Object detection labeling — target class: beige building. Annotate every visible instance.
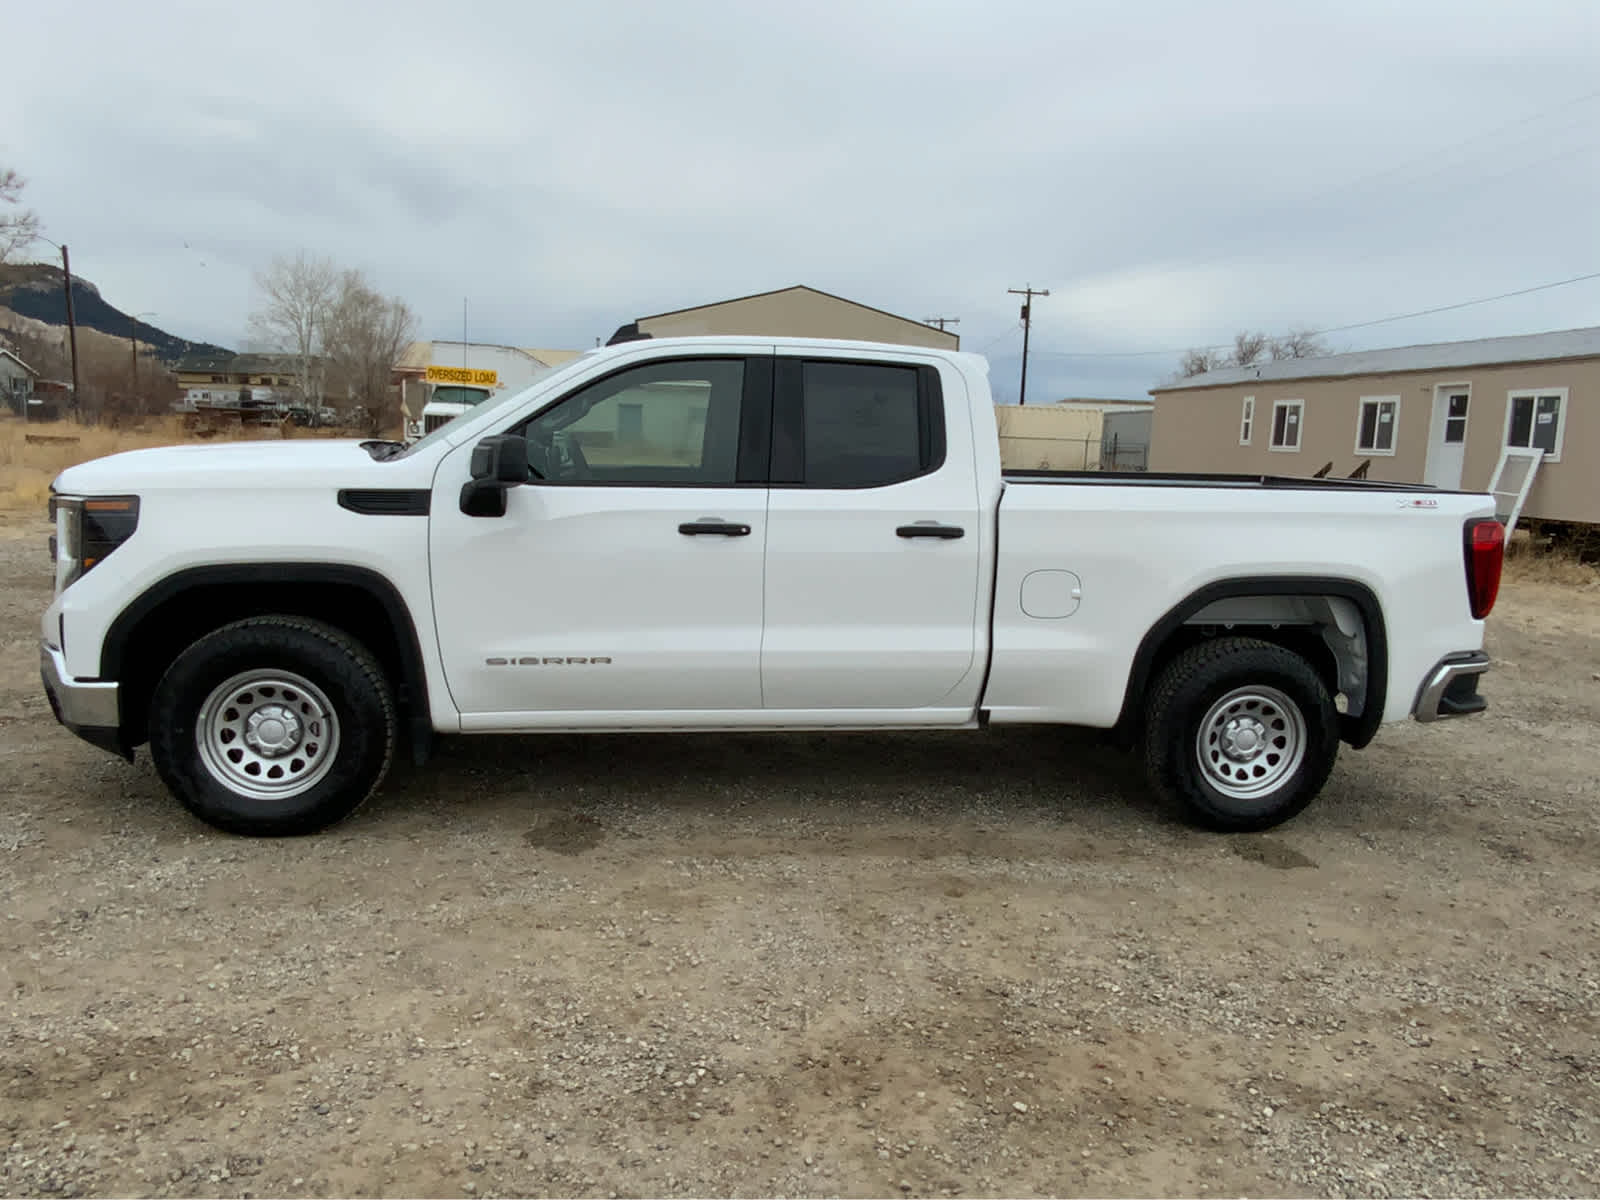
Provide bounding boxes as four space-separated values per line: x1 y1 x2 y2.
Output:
995 398 1154 471
610 285 959 350
1149 326 1600 524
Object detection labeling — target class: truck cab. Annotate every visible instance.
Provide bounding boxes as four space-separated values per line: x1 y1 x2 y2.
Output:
419 383 495 436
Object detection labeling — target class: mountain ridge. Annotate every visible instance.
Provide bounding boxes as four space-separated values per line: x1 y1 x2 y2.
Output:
0 262 229 363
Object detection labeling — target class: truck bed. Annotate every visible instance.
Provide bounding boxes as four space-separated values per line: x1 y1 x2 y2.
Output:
1002 469 1452 493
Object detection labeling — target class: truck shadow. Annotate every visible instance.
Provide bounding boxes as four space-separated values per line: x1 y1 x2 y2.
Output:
370 725 1168 835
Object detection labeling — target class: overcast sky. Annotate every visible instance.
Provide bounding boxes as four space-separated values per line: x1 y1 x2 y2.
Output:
5 0 1598 401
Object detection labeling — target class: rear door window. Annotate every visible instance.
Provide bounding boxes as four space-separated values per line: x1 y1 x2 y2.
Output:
773 360 944 488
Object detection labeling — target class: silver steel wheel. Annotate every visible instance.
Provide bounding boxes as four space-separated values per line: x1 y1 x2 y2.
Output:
195 669 340 801
1195 685 1307 801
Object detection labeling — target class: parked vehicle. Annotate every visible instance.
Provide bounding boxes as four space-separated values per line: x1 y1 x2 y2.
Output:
419 383 495 435
41 337 1502 836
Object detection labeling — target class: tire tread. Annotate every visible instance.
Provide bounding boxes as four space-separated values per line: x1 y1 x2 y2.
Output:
1143 636 1338 831
148 616 395 835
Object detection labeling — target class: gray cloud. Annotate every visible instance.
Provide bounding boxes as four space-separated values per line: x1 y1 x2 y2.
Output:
6 0 1597 401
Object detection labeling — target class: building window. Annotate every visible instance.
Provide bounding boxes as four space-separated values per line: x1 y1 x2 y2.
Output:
1239 396 1255 445
1356 395 1400 455
1270 400 1303 451
1442 391 1468 444
1505 389 1567 460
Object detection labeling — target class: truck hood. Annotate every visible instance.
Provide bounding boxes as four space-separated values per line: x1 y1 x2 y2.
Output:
53 439 432 494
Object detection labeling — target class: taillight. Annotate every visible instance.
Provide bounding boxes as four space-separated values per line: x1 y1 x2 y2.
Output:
1464 518 1504 619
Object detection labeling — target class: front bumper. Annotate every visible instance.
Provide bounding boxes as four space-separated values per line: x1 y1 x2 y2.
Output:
1412 651 1490 723
40 642 129 759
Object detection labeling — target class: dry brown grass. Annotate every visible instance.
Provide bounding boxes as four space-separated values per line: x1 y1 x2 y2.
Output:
1502 530 1600 587
0 416 344 514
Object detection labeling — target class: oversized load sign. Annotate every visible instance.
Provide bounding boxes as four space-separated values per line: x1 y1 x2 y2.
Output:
425 365 499 387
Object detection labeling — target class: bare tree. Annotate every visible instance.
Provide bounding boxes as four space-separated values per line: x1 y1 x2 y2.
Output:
1178 326 1332 377
323 270 417 437
0 167 42 265
1232 330 1269 366
248 251 337 407
1268 328 1328 360
1178 347 1223 378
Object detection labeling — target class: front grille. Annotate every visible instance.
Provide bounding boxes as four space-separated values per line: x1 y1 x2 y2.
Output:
424 413 452 433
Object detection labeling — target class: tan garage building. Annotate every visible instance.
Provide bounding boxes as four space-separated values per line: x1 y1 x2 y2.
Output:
1148 326 1600 524
608 285 959 350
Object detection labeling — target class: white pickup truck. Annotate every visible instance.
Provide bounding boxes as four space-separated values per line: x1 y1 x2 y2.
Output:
41 336 1504 836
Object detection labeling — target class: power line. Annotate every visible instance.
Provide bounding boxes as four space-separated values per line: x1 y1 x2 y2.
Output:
1061 85 1600 325
971 322 1023 357
1028 270 1600 360
1316 271 1600 336
1313 86 1600 203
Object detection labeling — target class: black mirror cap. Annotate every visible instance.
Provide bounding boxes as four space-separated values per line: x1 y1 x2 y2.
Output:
459 478 510 517
469 434 531 484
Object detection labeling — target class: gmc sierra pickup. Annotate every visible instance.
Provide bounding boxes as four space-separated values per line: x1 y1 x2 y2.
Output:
41 336 1503 836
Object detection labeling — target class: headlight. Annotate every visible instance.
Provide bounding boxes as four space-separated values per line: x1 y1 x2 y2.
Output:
50 495 139 591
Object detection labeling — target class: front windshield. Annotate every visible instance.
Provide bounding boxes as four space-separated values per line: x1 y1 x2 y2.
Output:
401 350 601 457
429 385 494 407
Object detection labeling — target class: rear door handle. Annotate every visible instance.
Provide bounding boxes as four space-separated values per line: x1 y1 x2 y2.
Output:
896 523 965 539
679 521 751 537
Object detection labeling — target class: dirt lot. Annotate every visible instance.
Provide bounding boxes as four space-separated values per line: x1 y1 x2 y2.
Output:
1 520 1597 1199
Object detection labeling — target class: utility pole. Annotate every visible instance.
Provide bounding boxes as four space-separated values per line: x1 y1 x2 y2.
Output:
60 245 81 419
925 316 960 332
1007 284 1049 405
129 312 156 401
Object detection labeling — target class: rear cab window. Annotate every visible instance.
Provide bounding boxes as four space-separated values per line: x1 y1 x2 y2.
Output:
772 358 945 487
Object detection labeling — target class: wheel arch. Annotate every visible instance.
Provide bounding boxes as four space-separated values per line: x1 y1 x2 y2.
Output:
100 564 431 757
1115 576 1388 749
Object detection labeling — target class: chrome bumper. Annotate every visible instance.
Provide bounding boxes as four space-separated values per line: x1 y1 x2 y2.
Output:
40 642 120 731
1413 652 1490 723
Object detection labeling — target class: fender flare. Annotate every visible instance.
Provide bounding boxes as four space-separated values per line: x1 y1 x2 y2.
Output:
1115 575 1388 749
99 563 433 759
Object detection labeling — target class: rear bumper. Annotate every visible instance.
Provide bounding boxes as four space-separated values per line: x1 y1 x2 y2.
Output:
1412 651 1490 723
40 642 129 759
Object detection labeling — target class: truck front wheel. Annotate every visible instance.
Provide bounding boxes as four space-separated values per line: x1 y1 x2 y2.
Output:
148 617 396 836
1143 637 1339 831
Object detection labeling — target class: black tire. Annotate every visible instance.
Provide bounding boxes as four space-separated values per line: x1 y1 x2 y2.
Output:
148 617 395 836
1143 636 1338 832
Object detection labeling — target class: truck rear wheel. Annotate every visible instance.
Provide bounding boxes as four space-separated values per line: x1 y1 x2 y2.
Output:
1143 637 1338 831
148 617 395 836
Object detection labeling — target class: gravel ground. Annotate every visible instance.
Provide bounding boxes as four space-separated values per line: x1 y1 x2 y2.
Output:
1 521 1597 1198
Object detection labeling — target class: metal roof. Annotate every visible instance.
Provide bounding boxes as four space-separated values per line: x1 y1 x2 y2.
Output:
637 284 959 341
173 351 305 374
1151 325 1600 392
523 348 584 367
0 347 38 376
395 341 583 371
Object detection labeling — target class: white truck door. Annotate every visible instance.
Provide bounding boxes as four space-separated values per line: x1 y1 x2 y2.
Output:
760 355 984 712
429 355 772 721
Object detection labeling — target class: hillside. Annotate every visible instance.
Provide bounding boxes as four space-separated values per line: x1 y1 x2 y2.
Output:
0 262 228 363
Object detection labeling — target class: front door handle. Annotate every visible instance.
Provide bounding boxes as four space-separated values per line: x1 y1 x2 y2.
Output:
679 521 751 537
896 523 965 539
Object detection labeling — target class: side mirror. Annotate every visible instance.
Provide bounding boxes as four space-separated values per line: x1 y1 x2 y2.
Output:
470 434 531 484
460 434 530 517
